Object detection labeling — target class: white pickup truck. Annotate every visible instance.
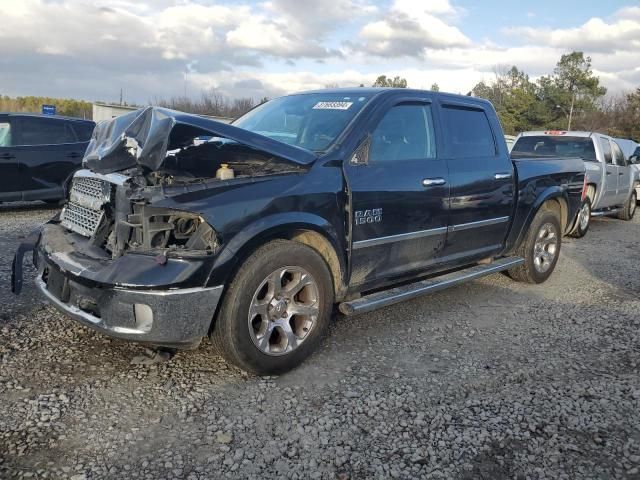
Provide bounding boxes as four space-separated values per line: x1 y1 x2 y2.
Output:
512 131 638 237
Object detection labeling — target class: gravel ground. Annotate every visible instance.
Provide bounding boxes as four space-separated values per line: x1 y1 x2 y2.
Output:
1 201 639 479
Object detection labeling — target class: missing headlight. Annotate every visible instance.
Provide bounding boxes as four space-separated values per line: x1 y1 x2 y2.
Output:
124 205 219 253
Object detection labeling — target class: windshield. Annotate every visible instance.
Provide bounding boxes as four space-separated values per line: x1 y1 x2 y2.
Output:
233 93 372 152
512 135 597 161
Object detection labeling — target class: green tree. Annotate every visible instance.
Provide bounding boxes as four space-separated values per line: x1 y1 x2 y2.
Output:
430 83 440 92
537 52 606 130
372 75 408 88
471 66 544 135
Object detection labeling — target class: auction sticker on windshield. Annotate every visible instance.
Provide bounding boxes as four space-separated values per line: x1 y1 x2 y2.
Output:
313 101 353 110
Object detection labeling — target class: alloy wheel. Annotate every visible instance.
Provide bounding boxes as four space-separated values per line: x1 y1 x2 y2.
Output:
533 223 558 274
248 266 320 356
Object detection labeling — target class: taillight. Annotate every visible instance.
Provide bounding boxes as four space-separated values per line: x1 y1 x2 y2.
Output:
581 175 588 201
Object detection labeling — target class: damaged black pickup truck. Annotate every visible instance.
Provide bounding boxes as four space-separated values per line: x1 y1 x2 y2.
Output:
12 89 586 374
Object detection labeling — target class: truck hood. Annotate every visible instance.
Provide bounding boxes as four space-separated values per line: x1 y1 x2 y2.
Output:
84 106 318 174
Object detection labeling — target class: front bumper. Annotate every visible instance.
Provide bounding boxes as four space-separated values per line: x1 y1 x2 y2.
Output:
13 223 224 348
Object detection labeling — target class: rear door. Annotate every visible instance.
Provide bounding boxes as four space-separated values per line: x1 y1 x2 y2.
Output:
611 140 631 204
0 116 21 199
438 101 514 260
597 136 618 208
346 98 449 288
14 116 84 198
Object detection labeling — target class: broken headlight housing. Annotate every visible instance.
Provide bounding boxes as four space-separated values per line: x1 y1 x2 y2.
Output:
124 205 219 253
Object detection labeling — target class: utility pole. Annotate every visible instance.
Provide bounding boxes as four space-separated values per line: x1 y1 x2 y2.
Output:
119 88 123 106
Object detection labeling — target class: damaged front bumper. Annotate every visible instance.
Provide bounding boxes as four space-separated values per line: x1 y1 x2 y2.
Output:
12 223 223 349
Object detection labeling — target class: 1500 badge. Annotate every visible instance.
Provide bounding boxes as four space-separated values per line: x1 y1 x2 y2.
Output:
355 208 382 225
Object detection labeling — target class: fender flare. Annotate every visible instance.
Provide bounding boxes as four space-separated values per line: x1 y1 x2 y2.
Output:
206 211 347 290
511 186 569 251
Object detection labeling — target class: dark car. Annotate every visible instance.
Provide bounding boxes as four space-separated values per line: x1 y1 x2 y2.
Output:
0 113 95 203
12 89 586 374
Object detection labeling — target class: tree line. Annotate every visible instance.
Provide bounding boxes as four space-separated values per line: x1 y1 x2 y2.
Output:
0 95 92 119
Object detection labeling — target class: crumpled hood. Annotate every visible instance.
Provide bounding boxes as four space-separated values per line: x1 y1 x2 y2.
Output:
84 106 318 174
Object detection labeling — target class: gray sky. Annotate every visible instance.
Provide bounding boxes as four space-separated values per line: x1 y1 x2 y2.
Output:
0 0 638 104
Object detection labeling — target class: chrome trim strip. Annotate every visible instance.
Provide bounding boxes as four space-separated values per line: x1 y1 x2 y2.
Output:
448 216 510 233
353 227 447 250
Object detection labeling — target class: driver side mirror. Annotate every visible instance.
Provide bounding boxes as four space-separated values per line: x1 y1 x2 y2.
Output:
630 155 639 165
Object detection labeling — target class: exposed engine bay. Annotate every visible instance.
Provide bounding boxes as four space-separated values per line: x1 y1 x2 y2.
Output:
59 107 311 258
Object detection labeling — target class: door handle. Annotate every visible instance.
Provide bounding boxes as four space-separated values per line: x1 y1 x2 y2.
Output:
494 173 512 180
422 177 446 187
66 152 82 159
0 153 15 159
619 172 624 176
606 171 612 175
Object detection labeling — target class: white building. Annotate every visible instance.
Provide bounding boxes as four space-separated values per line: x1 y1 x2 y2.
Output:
92 103 139 123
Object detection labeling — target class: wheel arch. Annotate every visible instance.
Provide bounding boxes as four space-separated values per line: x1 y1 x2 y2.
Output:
508 187 569 254
205 212 348 335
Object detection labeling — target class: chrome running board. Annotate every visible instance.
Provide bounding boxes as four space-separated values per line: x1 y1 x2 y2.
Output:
339 257 524 316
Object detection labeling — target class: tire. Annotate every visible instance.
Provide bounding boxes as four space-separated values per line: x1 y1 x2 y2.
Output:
617 191 637 221
211 239 334 375
569 197 591 238
507 205 562 284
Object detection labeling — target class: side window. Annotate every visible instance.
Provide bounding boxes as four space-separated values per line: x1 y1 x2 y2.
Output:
16 117 77 146
0 121 11 147
70 122 95 142
599 137 612 164
441 105 496 158
369 104 436 162
611 141 627 167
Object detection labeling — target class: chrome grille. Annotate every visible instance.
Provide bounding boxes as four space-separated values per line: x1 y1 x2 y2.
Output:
72 176 107 200
61 173 112 237
61 203 105 237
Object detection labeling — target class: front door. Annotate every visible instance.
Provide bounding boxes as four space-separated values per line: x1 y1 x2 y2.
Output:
439 102 514 260
345 100 449 289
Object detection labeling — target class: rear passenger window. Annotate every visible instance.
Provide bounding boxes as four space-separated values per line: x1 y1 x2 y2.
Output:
599 138 612 164
442 105 495 157
370 104 436 162
0 122 11 146
17 117 77 146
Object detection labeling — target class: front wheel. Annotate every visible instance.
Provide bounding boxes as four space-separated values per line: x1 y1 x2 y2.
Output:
617 191 637 221
507 206 562 284
569 197 591 238
211 240 334 375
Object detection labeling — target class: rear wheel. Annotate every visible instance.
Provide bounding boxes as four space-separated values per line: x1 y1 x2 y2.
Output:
617 191 637 221
211 240 334 375
507 206 562 284
569 197 591 238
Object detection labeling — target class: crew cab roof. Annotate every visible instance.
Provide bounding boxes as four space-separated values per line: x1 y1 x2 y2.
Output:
0 112 95 124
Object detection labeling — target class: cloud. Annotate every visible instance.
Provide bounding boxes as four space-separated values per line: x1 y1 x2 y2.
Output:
0 0 637 105
505 9 640 53
353 0 470 57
